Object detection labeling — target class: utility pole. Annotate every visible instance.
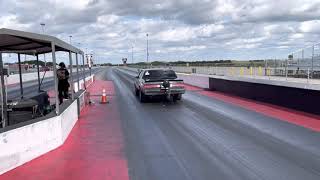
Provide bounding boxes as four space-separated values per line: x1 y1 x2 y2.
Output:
146 33 149 63
132 45 134 64
69 35 72 45
40 23 45 34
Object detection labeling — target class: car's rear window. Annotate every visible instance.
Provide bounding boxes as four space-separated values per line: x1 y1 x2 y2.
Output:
143 70 177 80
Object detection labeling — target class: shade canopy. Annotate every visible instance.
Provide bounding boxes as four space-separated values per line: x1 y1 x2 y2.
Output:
0 28 83 55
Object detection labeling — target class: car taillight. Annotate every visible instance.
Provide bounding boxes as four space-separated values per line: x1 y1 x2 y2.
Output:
144 84 161 89
171 83 185 88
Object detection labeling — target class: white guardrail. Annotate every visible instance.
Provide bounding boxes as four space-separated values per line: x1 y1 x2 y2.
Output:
0 74 95 175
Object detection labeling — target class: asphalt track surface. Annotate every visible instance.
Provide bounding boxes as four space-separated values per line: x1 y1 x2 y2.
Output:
6 68 102 100
104 67 320 180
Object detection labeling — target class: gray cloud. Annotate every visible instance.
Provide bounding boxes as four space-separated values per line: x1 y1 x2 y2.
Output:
1 0 320 63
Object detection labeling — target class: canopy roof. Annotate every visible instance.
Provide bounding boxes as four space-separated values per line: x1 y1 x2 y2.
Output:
0 28 83 55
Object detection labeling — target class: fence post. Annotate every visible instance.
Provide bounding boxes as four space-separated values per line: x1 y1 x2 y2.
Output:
300 49 303 69
264 60 267 76
307 68 310 83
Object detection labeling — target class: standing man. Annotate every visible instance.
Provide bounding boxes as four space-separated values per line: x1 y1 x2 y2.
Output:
57 62 70 104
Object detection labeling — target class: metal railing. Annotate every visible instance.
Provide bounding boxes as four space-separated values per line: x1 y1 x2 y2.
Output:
290 43 320 79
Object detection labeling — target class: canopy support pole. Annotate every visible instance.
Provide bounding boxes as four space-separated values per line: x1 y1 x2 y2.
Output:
51 42 59 115
18 53 24 98
0 53 8 127
69 51 74 100
36 54 41 92
81 54 86 90
76 54 80 91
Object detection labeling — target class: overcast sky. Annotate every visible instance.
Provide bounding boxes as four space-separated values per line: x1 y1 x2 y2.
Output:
1 0 320 64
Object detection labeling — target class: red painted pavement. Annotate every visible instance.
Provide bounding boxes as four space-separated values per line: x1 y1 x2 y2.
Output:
0 80 129 180
184 84 320 132
183 84 204 91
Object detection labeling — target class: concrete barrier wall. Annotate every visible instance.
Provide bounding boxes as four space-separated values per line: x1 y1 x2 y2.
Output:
74 74 94 93
0 116 60 175
209 77 320 115
177 73 209 89
61 101 79 143
0 100 77 175
0 97 87 175
77 91 86 115
0 75 94 175
84 75 95 88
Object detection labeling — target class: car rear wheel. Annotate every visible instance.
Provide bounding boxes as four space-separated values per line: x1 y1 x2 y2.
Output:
139 90 147 103
134 87 139 96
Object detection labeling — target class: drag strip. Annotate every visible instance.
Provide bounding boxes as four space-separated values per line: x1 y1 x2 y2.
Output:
110 67 320 180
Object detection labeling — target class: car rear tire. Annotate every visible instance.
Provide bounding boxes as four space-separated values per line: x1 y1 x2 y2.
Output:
139 90 147 103
134 87 139 96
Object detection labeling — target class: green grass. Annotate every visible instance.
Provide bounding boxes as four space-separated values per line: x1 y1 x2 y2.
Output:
128 60 266 67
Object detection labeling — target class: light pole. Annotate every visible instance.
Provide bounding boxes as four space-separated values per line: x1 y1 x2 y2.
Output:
69 35 72 45
146 33 149 64
40 23 46 66
132 45 134 64
40 23 45 34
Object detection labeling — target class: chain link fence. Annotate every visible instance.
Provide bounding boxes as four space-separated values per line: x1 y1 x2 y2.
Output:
129 43 320 83
290 43 320 79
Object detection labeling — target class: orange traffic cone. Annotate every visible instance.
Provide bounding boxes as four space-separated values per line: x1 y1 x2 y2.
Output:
100 89 108 104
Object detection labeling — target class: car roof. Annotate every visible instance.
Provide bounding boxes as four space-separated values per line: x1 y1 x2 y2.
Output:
141 68 172 71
